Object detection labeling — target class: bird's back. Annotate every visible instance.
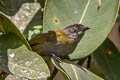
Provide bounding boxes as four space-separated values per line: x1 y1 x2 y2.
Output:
29 30 77 57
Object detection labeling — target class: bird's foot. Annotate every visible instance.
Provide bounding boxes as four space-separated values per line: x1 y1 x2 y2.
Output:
51 54 62 63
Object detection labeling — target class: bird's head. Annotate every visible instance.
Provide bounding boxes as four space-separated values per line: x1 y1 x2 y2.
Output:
64 24 90 42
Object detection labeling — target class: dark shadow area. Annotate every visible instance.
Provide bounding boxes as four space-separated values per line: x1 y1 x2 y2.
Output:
0 0 34 16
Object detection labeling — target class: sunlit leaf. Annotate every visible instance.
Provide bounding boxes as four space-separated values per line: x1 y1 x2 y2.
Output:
0 33 50 79
5 74 28 80
0 12 31 50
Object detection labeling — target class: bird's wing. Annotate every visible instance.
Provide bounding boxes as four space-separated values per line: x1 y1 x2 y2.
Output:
29 31 57 46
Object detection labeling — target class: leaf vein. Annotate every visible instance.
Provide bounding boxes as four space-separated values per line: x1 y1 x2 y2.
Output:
71 64 78 80
79 0 91 24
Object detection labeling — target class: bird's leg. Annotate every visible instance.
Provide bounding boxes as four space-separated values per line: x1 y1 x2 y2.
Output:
51 53 62 63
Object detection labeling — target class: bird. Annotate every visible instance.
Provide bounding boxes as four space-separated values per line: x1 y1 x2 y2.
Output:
29 24 90 61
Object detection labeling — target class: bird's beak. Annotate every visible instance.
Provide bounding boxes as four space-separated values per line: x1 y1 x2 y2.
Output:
84 26 90 31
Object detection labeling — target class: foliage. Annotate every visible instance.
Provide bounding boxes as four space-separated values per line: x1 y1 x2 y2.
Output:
0 0 120 80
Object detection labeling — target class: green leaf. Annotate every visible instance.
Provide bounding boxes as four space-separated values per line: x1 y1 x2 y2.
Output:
0 12 31 50
43 0 119 60
51 59 70 80
0 33 50 79
0 33 23 73
0 77 4 80
51 58 104 80
0 76 5 80
5 74 47 80
5 75 28 80
23 21 43 40
93 38 120 80
38 0 45 8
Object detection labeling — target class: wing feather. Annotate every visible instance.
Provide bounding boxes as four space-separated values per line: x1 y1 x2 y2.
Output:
29 31 57 46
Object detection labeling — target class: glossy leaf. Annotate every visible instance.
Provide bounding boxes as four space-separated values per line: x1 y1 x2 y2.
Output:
51 58 104 80
43 0 119 60
93 39 120 80
0 12 31 50
0 33 50 79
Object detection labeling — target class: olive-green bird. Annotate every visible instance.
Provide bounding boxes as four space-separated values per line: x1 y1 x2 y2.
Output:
29 24 90 59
